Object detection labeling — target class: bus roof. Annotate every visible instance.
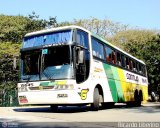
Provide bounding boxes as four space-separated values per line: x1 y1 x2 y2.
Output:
24 25 89 37
24 25 145 65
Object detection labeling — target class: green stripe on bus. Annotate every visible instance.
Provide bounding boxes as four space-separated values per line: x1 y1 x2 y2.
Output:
103 64 118 102
103 63 125 102
111 66 124 102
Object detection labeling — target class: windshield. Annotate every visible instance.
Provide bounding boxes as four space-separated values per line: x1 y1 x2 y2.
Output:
20 46 74 81
22 49 40 75
23 30 72 49
41 46 74 80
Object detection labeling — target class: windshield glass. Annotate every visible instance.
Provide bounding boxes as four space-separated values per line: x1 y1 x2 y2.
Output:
23 30 72 49
20 46 74 81
21 49 41 81
41 46 74 80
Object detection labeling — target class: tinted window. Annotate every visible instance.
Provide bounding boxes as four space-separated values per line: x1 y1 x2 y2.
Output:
92 38 105 59
132 61 137 72
23 30 72 48
129 58 133 70
141 65 146 76
105 46 112 63
117 52 122 66
77 30 89 48
121 54 126 67
138 63 142 74
22 50 40 75
125 57 130 69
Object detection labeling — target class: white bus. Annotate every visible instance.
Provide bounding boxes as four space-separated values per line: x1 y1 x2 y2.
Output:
18 26 148 111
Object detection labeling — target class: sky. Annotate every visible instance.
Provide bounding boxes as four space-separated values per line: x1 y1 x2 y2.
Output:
0 0 160 29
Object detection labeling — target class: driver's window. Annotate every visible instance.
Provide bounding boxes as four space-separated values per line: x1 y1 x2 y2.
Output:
77 30 89 49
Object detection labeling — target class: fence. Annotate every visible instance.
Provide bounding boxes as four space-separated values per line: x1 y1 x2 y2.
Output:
0 88 19 107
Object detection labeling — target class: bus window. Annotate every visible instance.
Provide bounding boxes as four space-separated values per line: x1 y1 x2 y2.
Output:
117 52 121 66
105 46 112 63
98 43 105 59
112 51 116 64
132 61 137 72
142 65 146 76
129 59 133 70
143 66 147 76
77 30 89 48
92 38 104 60
121 54 125 68
136 62 139 72
126 57 130 69
139 64 142 74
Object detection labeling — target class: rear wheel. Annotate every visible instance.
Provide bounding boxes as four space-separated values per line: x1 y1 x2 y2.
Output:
134 90 143 107
91 88 100 111
137 91 143 106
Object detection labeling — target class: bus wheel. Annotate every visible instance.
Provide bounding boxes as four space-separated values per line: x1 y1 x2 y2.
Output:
134 90 142 107
50 105 58 112
137 91 143 106
91 88 100 111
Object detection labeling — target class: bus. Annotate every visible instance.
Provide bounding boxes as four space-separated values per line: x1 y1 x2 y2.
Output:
17 25 148 111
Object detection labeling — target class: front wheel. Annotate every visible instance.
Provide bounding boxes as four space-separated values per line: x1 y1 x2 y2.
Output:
91 88 100 111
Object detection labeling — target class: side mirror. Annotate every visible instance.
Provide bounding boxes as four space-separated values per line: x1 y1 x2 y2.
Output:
78 50 84 64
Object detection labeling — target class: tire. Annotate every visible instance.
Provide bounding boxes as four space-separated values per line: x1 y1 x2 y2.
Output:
127 90 141 107
50 105 58 112
137 91 143 106
134 90 142 107
91 88 100 111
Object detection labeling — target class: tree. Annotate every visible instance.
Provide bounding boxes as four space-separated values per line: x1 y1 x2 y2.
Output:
0 42 21 90
140 35 160 92
59 17 129 38
0 12 58 43
108 29 155 49
0 14 29 43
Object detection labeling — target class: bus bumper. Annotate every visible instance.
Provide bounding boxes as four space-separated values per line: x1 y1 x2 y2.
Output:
18 89 89 105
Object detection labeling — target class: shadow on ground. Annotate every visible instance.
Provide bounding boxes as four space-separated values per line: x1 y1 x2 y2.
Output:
13 102 160 114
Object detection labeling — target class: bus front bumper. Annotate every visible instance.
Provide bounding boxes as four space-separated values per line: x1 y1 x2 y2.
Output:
18 89 88 105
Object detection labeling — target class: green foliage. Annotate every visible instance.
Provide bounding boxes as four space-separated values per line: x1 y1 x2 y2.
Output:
0 42 21 57
0 14 28 43
108 29 155 49
139 35 160 91
59 17 129 38
0 42 21 91
0 12 57 43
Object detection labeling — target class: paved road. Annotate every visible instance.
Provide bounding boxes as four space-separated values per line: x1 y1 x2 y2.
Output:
0 102 160 128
